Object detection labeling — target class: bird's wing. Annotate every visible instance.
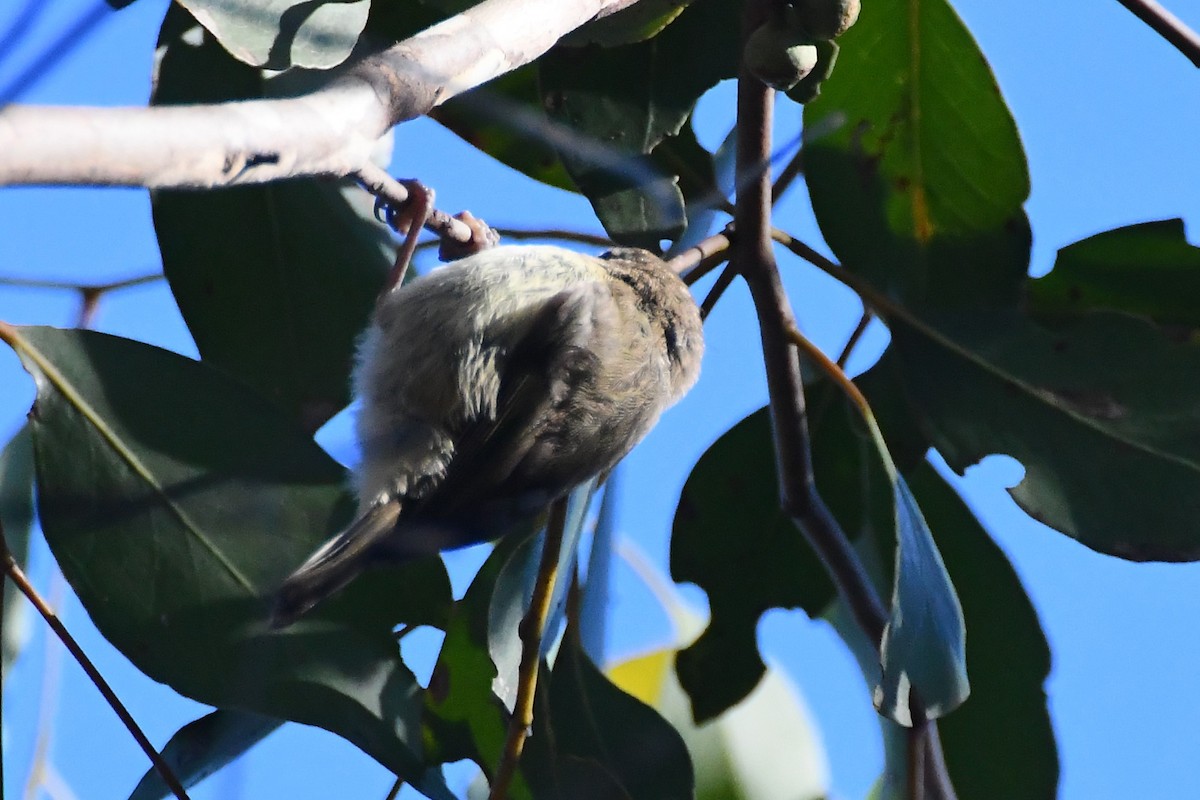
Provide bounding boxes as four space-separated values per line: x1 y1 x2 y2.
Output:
426 280 615 518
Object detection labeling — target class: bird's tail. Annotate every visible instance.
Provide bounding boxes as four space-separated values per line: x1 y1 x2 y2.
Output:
271 499 402 628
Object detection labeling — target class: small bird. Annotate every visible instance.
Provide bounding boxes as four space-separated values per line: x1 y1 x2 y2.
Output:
272 245 703 627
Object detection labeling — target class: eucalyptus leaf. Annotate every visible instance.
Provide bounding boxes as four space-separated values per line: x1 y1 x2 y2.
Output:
1030 219 1200 329
803 0 1030 309
129 710 281 800
884 309 1200 560
152 4 393 431
874 477 968 726
5 326 452 785
0 425 34 678
175 0 369 69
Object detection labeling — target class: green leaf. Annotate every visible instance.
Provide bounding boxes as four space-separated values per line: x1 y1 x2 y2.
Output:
430 67 575 191
909 464 1057 800
874 476 968 726
5 326 452 785
129 710 281 800
175 0 369 69
424 532 535 797
152 5 393 431
0 425 35 678
544 632 694 800
803 0 1030 308
1030 219 1200 329
560 0 695 47
538 0 739 249
884 309 1200 560
671 396 895 722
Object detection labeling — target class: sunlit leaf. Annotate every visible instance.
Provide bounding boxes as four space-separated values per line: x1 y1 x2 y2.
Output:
176 0 368 69
804 0 1030 309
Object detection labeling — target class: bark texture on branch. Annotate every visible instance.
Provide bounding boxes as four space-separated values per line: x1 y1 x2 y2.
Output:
0 0 640 188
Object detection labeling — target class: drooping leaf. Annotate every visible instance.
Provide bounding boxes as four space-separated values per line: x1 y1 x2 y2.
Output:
579 477 618 661
175 0 369 69
0 425 35 678
874 476 968 726
489 479 595 709
909 464 1057 800
803 0 1030 309
129 710 281 800
152 5 393 431
883 308 1200 560
538 0 740 249
4 325 452 786
671 396 893 722
1029 219 1200 329
544 630 694 800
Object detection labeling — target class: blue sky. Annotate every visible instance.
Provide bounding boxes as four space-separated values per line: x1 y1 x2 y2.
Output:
2 1 1200 798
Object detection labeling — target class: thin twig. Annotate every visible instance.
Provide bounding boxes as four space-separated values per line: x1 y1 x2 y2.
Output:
699 264 738 320
0 273 162 294
838 311 873 369
1114 0 1200 67
0 523 191 800
383 777 404 800
489 500 569 800
771 142 805 205
494 228 613 247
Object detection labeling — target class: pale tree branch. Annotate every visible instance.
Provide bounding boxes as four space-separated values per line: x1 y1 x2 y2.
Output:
0 0 641 188
1114 0 1200 67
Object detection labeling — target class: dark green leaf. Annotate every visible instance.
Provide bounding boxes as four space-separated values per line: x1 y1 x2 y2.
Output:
1029 219 1200 329
874 476 968 725
0 425 34 678
129 710 281 800
803 0 1030 308
152 6 393 431
175 0 368 69
545 632 693 800
909 464 1057 800
6 326 452 785
671 397 892 722
539 0 739 248
884 309 1200 560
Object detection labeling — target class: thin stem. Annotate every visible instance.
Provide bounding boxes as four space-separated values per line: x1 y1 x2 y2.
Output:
908 724 927 800
383 777 404 800
0 273 161 294
0 523 191 800
1114 0 1200 67
771 143 805 205
734 0 888 646
489 500 569 800
699 264 739 320
838 311 873 369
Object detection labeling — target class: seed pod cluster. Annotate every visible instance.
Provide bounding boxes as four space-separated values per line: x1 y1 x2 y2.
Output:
744 0 860 99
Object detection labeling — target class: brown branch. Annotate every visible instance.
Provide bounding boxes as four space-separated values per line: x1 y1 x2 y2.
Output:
1114 0 1200 67
699 265 738 320
0 522 191 800
0 0 643 188
734 0 887 646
